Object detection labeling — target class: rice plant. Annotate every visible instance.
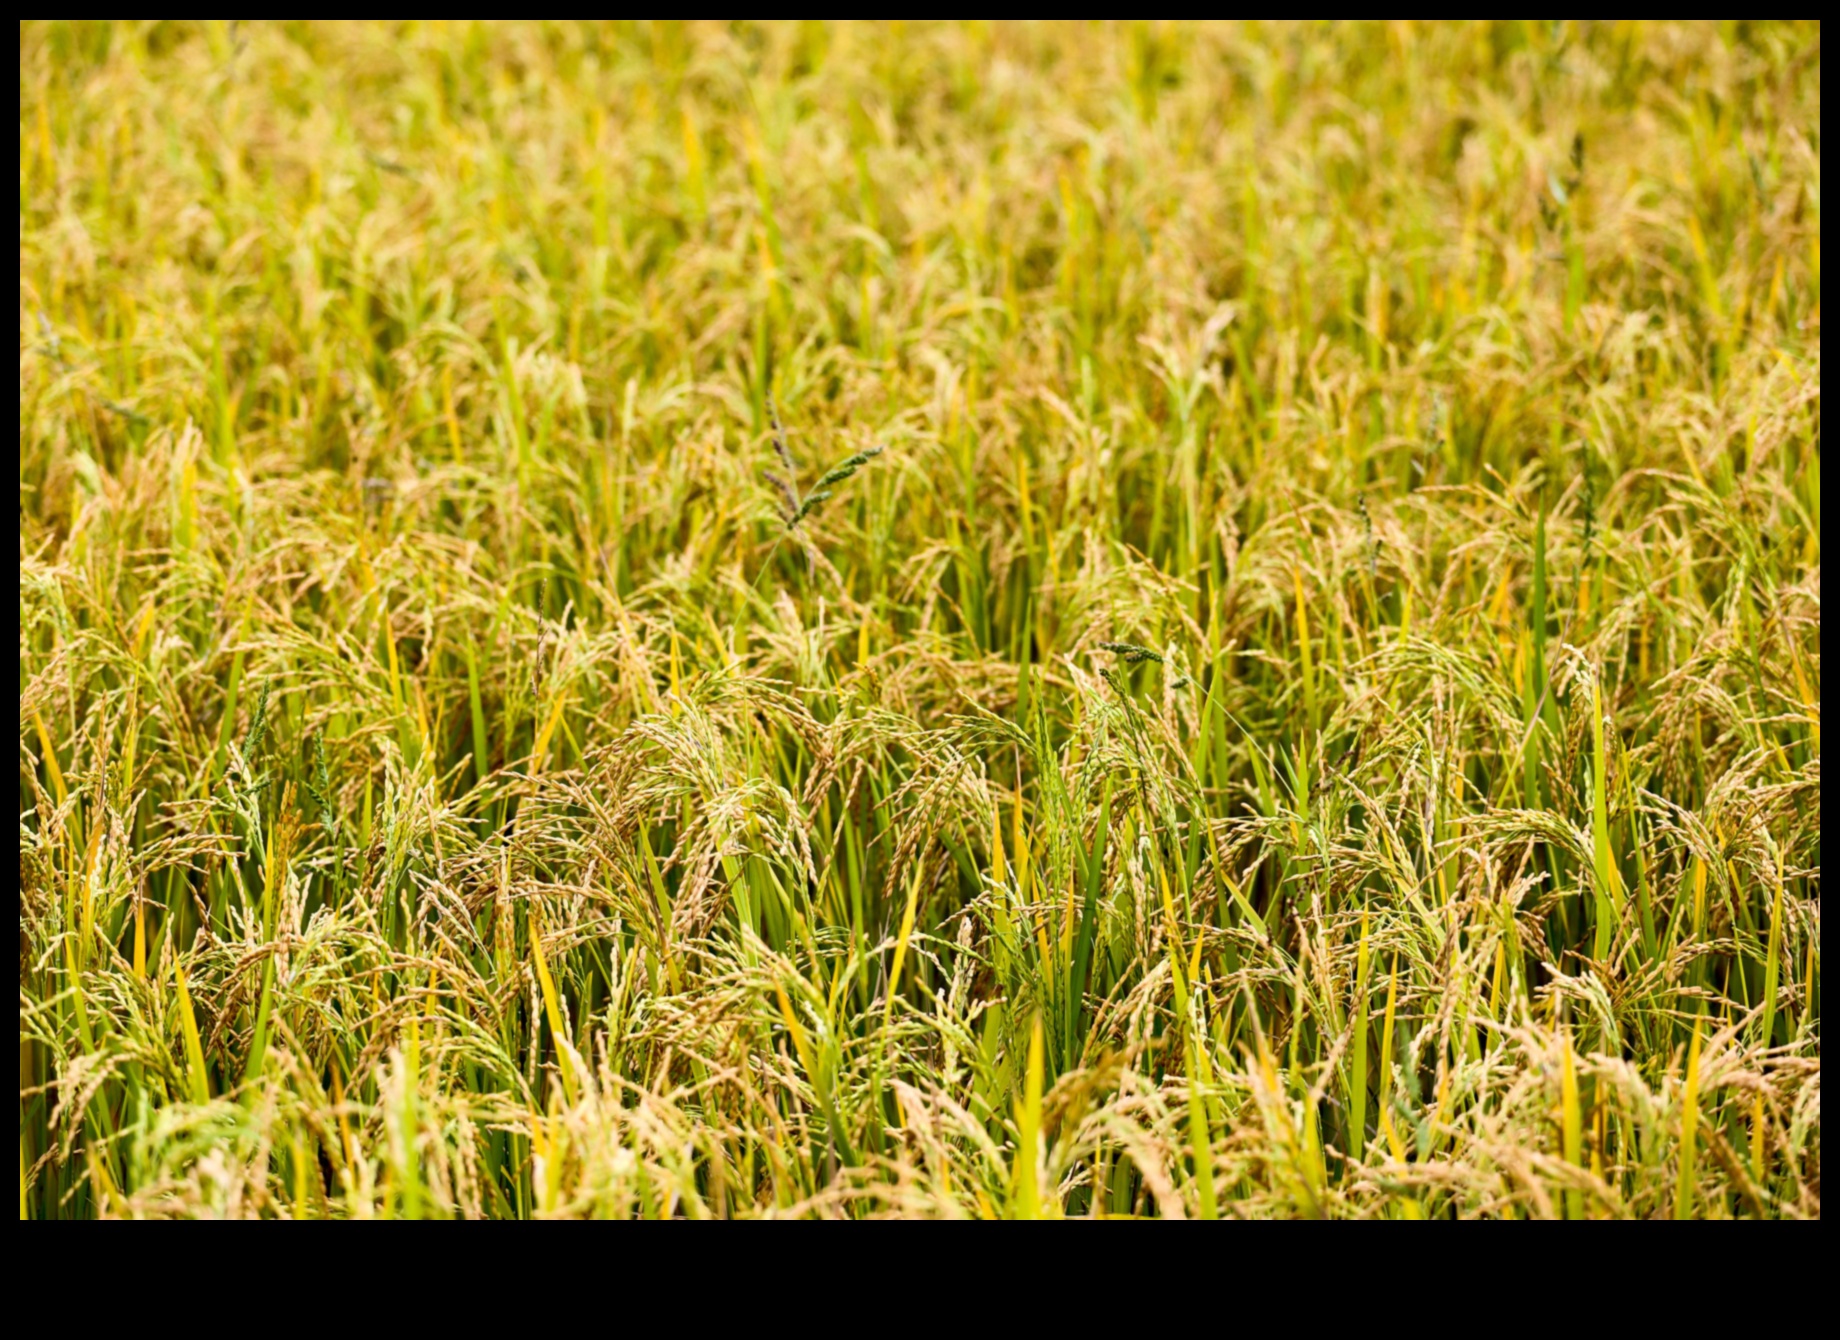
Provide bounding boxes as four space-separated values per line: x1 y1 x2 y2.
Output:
19 20 1819 1219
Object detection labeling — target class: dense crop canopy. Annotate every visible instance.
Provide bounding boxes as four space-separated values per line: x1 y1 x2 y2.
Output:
19 20 1820 1219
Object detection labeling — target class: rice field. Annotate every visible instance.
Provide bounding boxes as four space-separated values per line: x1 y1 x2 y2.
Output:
19 20 1820 1218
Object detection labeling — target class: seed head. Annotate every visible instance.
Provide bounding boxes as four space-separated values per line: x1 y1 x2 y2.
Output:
1099 641 1163 664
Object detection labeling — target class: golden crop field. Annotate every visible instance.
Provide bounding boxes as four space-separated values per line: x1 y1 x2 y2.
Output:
19 20 1820 1218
